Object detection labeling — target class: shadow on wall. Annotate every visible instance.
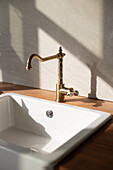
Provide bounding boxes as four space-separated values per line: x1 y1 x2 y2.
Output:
0 0 113 99
0 0 39 87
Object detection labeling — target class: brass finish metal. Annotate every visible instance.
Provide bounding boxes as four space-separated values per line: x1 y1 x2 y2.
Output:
26 47 65 70
26 47 79 102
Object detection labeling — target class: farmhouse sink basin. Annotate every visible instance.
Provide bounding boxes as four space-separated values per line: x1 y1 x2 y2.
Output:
0 93 111 170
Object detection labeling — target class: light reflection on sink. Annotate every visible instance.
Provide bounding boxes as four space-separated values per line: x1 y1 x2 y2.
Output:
0 93 111 170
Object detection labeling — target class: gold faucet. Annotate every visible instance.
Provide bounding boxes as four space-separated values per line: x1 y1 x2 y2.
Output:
26 47 79 102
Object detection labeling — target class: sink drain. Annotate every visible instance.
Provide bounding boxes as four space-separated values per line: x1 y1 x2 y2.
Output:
46 110 53 118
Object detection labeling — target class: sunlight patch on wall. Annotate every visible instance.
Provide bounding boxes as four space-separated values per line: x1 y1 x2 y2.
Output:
38 28 60 55
37 28 60 90
63 49 90 97
9 4 24 62
97 76 113 101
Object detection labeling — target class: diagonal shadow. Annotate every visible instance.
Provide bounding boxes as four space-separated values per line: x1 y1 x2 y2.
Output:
12 0 113 100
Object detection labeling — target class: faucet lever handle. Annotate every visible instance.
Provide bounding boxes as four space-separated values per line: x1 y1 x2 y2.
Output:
74 90 79 96
67 89 79 97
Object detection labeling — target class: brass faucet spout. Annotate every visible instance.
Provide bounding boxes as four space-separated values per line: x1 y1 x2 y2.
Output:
26 51 65 70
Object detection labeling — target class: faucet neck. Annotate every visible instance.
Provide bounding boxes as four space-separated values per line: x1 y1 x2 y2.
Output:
56 57 65 102
58 57 63 85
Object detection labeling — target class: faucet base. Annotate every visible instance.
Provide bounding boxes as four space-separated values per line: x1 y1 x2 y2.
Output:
56 83 79 102
56 83 65 102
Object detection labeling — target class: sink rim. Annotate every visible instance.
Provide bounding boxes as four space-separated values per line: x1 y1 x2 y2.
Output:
0 92 112 166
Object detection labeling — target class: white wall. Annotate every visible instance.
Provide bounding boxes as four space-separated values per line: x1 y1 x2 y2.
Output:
0 0 113 101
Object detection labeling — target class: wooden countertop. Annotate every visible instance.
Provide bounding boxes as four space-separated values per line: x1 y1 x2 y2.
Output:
0 82 113 170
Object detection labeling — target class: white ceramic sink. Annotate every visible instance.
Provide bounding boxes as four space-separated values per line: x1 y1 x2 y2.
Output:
0 93 111 170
